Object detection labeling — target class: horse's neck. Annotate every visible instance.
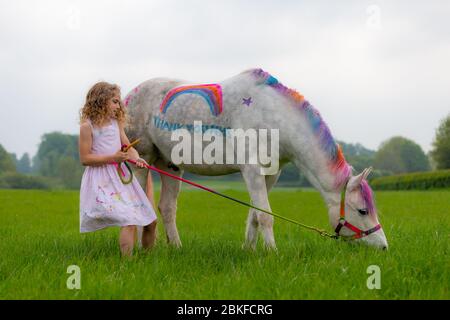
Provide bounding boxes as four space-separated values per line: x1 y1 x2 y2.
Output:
286 115 344 206
293 155 341 206
301 163 341 207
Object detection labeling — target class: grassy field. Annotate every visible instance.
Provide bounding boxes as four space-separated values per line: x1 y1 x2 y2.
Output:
0 187 448 299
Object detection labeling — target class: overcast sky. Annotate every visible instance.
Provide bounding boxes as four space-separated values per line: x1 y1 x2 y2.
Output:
1 0 449 160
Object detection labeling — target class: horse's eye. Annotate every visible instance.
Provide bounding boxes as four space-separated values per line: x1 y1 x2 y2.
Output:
358 208 369 216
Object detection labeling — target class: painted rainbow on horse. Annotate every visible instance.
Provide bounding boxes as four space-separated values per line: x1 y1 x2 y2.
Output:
159 83 223 116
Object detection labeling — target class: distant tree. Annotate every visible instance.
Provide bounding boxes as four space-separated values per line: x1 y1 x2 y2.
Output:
57 156 83 189
33 132 83 188
16 153 32 174
0 144 16 173
338 141 375 157
279 163 300 182
374 136 430 174
10 153 18 165
34 132 80 177
337 141 375 173
430 114 450 169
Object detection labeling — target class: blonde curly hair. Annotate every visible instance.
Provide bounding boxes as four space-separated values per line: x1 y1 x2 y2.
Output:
79 82 128 127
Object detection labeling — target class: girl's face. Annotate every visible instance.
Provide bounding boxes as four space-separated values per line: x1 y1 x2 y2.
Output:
107 92 121 117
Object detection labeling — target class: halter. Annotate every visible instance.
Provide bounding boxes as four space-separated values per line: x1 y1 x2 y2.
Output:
334 180 382 240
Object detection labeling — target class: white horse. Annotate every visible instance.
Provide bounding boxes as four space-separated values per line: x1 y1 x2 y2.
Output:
125 68 388 250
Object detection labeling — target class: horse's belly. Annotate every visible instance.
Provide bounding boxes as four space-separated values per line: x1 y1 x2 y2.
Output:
181 163 241 176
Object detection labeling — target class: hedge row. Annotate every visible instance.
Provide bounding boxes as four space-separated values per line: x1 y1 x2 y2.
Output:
370 169 450 190
0 172 57 190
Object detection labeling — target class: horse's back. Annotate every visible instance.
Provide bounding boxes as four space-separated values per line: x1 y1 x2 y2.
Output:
126 70 291 174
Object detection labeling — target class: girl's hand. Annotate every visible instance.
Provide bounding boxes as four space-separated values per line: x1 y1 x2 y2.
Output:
135 157 149 168
112 150 129 163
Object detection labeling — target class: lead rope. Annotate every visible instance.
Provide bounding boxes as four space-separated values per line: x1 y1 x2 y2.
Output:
127 159 339 239
115 139 141 185
119 141 339 240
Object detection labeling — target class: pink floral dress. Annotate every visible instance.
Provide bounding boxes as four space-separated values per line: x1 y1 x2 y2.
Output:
79 118 156 233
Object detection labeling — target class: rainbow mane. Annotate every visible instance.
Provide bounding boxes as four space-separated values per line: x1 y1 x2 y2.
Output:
251 68 352 189
160 84 223 116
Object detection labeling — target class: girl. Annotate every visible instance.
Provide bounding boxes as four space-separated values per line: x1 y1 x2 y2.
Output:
79 81 157 256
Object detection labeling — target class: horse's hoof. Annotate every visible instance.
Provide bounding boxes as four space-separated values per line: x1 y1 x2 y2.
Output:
170 240 182 248
242 242 257 251
264 243 278 252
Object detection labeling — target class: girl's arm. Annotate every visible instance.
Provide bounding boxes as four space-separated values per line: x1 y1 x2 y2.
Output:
79 122 128 166
118 123 140 160
118 123 148 168
118 124 155 204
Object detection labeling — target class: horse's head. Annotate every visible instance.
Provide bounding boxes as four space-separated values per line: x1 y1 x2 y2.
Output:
328 167 388 249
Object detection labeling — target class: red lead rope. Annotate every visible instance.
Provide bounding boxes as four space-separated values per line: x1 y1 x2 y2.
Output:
118 141 379 240
124 158 338 239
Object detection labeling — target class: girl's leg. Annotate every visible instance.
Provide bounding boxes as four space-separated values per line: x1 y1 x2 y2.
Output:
142 171 157 250
120 225 136 256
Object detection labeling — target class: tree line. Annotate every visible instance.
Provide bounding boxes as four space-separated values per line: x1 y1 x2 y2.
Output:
1 114 449 189
0 132 83 189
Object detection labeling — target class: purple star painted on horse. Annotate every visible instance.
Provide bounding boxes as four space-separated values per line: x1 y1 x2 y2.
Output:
242 97 253 106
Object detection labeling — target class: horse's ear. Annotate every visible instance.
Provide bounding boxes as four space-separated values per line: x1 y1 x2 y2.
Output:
347 167 373 191
362 167 373 180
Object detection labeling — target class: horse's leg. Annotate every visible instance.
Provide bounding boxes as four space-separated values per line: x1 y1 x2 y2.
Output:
241 167 277 250
243 170 281 250
243 207 259 250
155 158 183 248
141 171 157 250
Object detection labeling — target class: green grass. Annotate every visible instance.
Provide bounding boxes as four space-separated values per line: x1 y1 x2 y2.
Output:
0 187 448 299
